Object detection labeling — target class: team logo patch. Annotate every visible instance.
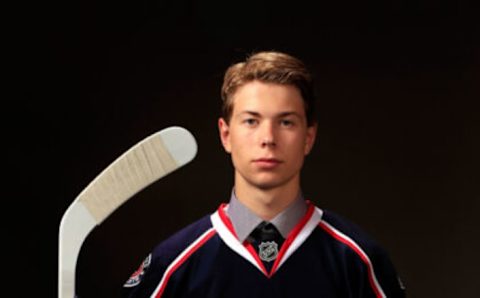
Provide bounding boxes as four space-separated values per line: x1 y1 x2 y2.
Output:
124 254 152 288
258 241 279 262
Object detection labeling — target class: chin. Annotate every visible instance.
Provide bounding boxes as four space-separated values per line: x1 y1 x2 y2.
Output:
251 177 288 191
238 170 298 191
255 183 280 191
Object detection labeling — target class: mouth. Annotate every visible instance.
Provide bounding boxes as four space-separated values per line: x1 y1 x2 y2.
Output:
252 158 283 169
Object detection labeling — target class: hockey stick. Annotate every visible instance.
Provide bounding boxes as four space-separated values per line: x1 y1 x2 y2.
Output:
58 126 197 298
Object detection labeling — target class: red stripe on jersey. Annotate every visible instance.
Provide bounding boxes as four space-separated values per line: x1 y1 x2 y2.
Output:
218 201 317 278
218 204 269 275
217 203 238 238
154 228 216 298
269 202 315 276
216 201 321 278
318 221 385 298
245 242 269 275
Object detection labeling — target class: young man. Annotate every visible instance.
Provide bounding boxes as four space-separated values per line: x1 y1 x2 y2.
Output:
123 51 406 297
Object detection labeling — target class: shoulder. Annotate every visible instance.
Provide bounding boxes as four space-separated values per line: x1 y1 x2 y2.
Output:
317 209 406 297
317 209 392 270
122 214 216 296
151 214 214 262
318 209 383 253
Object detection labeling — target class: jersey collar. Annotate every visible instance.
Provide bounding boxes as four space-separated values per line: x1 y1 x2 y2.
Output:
226 190 308 243
211 201 323 277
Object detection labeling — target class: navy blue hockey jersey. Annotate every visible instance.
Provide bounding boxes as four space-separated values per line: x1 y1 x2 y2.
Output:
123 202 405 297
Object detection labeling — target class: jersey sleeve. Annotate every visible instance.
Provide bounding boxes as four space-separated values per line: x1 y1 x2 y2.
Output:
122 251 170 298
366 245 406 297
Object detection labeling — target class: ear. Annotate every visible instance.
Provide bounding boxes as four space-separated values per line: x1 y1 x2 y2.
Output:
218 118 232 153
304 123 317 155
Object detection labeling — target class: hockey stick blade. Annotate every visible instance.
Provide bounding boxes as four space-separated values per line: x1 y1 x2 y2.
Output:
58 126 197 298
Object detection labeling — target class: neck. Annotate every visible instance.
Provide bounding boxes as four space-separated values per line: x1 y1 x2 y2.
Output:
234 176 301 221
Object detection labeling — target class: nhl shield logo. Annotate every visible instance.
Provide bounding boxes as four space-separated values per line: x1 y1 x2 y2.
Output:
258 241 279 262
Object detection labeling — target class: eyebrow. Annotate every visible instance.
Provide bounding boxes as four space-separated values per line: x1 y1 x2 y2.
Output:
238 111 302 118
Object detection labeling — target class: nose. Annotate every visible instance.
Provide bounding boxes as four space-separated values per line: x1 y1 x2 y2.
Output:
260 121 276 148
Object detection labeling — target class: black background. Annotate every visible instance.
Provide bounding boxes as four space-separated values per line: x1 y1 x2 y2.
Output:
10 0 479 297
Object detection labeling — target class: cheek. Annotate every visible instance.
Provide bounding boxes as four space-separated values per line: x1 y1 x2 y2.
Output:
232 131 254 146
229 134 248 156
294 138 310 158
230 143 249 171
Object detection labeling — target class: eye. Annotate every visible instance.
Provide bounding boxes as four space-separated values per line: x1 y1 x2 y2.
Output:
280 119 294 127
243 118 258 126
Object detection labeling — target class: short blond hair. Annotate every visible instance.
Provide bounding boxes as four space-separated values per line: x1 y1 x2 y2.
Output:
221 51 316 126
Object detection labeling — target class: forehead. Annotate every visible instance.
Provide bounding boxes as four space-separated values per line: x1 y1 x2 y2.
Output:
231 81 305 115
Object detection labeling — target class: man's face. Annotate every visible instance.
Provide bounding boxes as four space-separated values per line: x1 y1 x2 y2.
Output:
218 81 317 191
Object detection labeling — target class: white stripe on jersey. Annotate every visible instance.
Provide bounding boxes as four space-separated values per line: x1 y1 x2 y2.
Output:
276 207 322 270
150 228 216 298
319 219 386 298
211 209 265 274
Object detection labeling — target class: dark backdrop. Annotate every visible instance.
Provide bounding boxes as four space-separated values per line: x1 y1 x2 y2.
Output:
11 1 479 297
